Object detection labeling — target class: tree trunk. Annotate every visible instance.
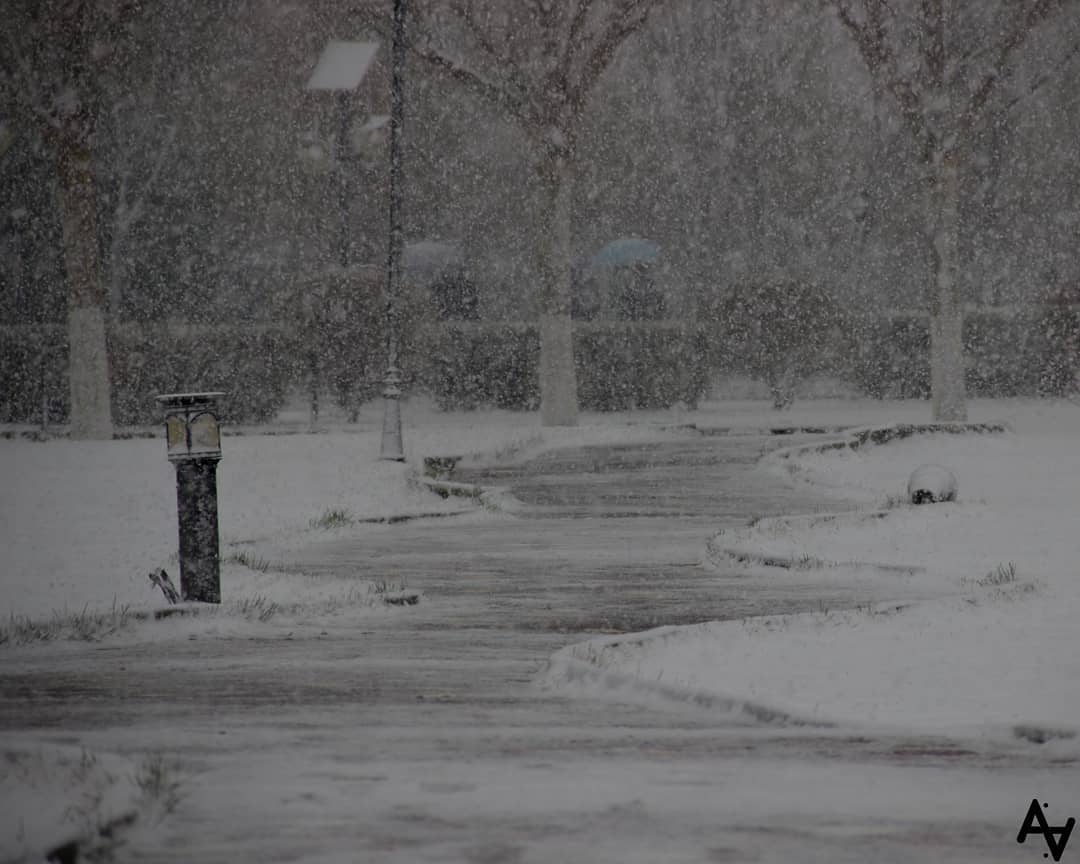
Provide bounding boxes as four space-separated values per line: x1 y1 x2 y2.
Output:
537 147 578 426
57 133 113 439
928 147 967 422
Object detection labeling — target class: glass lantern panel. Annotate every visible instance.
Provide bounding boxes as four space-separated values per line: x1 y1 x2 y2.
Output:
166 415 187 454
189 413 220 453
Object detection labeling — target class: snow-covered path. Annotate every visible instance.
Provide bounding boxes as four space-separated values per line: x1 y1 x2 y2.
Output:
2 434 1073 863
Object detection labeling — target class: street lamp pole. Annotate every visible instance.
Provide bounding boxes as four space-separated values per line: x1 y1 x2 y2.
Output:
336 90 350 269
380 0 406 461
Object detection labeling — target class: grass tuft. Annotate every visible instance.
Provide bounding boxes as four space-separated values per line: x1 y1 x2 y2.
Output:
225 550 274 572
226 595 280 622
309 507 354 530
371 579 400 595
981 561 1017 586
0 601 140 646
962 561 1037 603
134 753 183 820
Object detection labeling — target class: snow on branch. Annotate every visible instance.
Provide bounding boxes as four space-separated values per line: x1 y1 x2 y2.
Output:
415 40 535 126
353 0 661 144
831 0 1079 157
446 0 539 117
113 123 176 236
571 0 659 113
958 0 1074 132
831 0 931 157
352 0 537 128
999 37 1080 114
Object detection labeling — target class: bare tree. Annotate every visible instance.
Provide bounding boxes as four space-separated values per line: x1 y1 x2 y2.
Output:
826 0 1080 420
0 1 136 438
99 100 177 314
355 0 665 425
1 2 181 437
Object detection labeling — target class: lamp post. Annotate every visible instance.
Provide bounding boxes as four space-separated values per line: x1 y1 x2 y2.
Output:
380 0 407 462
157 392 225 603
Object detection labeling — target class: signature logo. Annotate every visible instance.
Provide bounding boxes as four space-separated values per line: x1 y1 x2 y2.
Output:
1018 799 1075 861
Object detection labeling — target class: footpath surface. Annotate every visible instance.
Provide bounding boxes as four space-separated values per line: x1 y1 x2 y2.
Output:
1 433 1073 863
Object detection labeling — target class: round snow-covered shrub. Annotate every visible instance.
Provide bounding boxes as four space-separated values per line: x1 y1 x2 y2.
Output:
907 464 958 505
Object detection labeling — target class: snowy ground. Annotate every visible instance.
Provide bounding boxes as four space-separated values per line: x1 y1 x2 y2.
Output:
4 394 1078 862
1 393 703 626
0 742 176 862
0 393 1055 625
543 399 1080 741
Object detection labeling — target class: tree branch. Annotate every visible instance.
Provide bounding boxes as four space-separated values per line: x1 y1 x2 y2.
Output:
998 37 1080 114
414 38 534 127
919 0 945 88
123 123 176 229
351 1 538 129
830 0 931 158
570 0 657 115
556 0 591 92
448 0 537 117
959 0 1069 132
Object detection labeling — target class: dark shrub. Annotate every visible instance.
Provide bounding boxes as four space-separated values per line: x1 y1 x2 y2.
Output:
851 315 931 400
423 322 708 412
721 281 850 409
1034 300 1080 396
0 325 68 424
107 323 296 425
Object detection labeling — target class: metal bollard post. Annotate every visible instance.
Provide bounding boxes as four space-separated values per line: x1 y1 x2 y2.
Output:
157 392 225 603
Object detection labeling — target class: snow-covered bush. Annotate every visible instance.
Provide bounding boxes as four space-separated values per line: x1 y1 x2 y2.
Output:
907 463 958 504
717 281 850 410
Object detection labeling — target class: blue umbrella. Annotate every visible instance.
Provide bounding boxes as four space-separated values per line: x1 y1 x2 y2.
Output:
588 237 659 270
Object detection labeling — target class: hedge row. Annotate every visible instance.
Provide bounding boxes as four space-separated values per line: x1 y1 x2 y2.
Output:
0 321 711 423
0 324 295 426
422 324 711 411
2 306 1077 424
853 306 1080 399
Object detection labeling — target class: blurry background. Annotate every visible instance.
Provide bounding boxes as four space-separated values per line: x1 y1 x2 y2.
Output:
2 0 1078 426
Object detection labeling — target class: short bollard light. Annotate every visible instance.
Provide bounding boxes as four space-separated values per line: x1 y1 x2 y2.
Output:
157 392 226 603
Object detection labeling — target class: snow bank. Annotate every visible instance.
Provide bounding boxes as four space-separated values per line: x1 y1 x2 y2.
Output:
0 741 156 862
545 399 1080 738
0 434 463 621
546 588 1079 735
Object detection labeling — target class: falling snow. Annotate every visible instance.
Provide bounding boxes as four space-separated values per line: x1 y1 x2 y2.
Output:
2 1 1080 861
